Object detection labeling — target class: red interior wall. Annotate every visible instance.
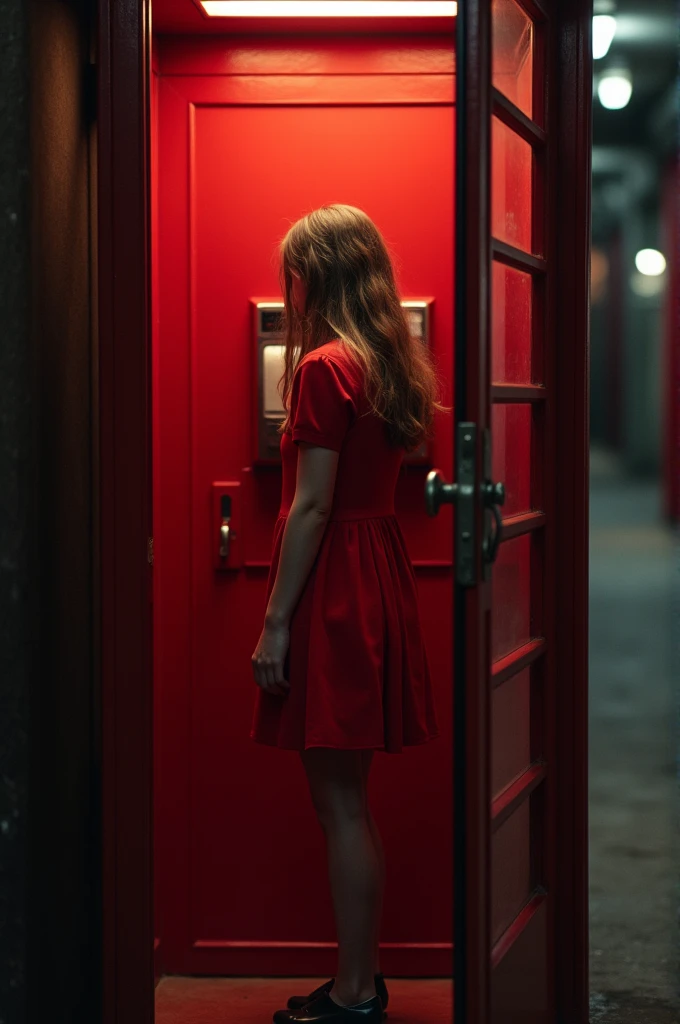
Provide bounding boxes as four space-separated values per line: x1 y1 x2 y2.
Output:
153 32 456 978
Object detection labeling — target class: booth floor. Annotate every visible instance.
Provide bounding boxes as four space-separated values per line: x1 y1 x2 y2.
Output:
155 977 453 1024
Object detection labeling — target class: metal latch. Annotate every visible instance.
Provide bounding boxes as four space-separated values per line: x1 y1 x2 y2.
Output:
424 422 505 587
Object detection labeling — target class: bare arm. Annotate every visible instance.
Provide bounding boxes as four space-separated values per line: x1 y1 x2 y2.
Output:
251 441 339 694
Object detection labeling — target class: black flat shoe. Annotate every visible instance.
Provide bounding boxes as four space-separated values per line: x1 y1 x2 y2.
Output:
287 974 389 1015
274 991 383 1023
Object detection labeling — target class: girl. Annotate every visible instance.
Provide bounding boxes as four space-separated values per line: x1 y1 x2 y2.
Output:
250 203 444 1023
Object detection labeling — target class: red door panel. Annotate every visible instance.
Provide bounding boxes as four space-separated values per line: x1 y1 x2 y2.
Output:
489 0 553 1017
154 39 456 976
449 0 563 1020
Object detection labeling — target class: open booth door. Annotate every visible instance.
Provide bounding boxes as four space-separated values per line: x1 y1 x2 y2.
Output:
424 0 591 1021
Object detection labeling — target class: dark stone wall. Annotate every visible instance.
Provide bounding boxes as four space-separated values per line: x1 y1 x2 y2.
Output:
1 1 99 1021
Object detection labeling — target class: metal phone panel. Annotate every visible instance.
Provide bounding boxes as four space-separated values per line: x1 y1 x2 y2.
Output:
402 299 435 467
251 300 286 465
251 297 434 466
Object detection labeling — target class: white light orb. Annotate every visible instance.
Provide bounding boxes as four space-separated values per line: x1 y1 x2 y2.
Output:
593 15 617 59
597 70 632 109
635 249 666 277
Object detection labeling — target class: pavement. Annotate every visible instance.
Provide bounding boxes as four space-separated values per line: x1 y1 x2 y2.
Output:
587 446 680 1021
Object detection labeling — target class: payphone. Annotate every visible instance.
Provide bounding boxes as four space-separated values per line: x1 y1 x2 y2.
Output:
251 297 434 466
251 300 290 465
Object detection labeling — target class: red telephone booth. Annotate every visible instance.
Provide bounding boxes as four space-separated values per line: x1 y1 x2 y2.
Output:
98 1 591 1022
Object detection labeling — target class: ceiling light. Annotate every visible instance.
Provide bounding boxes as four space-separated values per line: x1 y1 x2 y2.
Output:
597 67 632 109
629 271 665 297
200 1 457 15
593 15 616 59
635 248 666 276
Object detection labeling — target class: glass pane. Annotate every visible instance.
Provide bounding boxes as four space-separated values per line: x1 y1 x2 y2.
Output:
491 116 533 253
492 668 532 799
492 0 534 120
492 534 532 661
492 403 532 518
491 797 534 944
491 261 534 384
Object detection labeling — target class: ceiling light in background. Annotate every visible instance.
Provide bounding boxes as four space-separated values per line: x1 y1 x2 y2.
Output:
635 248 666 276
200 1 457 15
629 272 666 298
593 15 617 59
597 67 632 109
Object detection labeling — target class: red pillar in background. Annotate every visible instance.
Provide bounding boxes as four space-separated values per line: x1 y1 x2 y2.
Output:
662 155 679 522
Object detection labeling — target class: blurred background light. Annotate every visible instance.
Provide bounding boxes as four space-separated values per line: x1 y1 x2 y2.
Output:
591 247 610 302
597 67 633 109
634 248 666 275
593 15 617 59
629 271 666 297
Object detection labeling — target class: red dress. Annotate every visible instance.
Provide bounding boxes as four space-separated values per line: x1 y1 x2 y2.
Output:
249 339 440 754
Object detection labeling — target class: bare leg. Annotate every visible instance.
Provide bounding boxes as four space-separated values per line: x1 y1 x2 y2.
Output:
300 747 380 1007
361 749 385 976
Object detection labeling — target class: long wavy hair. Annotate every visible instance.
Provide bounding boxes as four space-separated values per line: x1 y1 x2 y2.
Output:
275 204 448 452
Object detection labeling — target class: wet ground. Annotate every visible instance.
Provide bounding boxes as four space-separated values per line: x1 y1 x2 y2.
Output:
588 447 679 1021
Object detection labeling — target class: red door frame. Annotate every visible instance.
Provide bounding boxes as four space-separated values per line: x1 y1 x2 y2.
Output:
98 2 155 1022
97 1 591 1021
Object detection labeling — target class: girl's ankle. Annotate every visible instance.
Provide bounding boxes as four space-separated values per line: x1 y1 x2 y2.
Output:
332 982 378 1006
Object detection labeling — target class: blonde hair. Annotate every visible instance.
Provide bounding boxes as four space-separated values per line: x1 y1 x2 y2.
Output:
276 203 448 451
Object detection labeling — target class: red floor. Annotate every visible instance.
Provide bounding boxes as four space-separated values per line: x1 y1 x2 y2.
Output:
155 977 453 1023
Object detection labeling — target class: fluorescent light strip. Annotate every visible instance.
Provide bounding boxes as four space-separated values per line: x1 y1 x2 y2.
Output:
201 1 457 17
592 15 616 59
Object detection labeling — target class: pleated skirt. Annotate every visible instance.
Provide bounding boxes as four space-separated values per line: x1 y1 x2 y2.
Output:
249 513 440 753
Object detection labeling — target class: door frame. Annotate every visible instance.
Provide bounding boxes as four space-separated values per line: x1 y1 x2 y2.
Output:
97 1 591 1021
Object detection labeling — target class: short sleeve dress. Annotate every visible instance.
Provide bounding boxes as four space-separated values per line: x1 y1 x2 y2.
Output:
249 339 440 754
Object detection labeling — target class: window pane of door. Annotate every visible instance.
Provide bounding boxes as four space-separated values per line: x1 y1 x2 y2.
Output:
491 798 534 944
492 0 534 120
491 403 533 517
492 533 532 661
491 116 534 253
491 261 536 384
492 667 532 797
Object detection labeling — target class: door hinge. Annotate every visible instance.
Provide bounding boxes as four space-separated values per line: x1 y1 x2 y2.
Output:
147 537 154 566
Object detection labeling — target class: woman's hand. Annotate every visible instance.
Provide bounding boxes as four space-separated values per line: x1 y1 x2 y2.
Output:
251 619 291 697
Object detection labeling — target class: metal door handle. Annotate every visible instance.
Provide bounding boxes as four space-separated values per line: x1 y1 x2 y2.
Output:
423 425 506 584
424 423 477 586
481 480 505 565
425 470 458 517
219 520 231 558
